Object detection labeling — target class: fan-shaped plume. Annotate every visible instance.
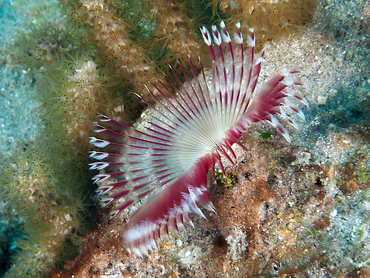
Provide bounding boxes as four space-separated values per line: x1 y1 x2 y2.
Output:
89 21 306 256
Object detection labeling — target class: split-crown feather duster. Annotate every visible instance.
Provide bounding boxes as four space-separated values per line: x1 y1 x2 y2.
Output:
89 21 306 256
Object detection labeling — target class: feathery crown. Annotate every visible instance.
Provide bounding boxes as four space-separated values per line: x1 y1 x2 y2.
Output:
89 21 306 256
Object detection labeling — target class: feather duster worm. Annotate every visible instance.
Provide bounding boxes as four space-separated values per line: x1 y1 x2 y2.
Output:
89 21 306 256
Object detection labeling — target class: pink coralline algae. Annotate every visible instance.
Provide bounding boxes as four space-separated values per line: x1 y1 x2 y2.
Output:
89 21 306 256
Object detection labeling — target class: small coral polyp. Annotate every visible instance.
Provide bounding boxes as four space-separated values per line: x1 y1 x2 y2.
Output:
89 21 306 256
